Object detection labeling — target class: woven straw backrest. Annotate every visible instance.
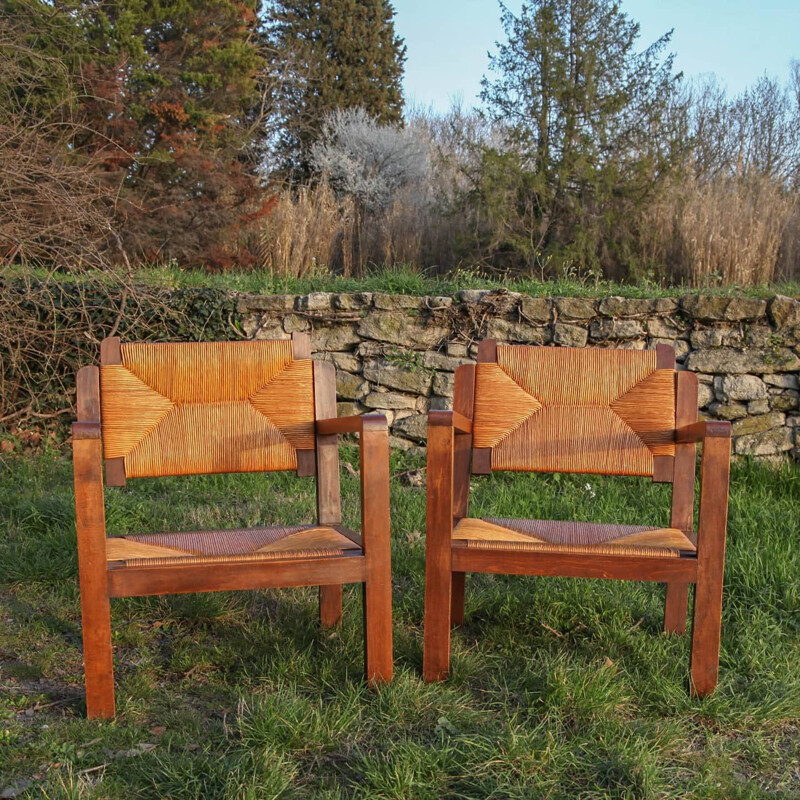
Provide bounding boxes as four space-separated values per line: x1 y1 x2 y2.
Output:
100 340 315 478
473 345 676 476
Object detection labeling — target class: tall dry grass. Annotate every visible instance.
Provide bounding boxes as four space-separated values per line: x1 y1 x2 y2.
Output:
258 182 468 276
642 173 798 286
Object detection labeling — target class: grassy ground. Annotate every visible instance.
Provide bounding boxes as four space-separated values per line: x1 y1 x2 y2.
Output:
7 263 800 299
1 449 798 799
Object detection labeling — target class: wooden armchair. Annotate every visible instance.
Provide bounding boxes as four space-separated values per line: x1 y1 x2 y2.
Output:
423 340 731 696
73 333 392 719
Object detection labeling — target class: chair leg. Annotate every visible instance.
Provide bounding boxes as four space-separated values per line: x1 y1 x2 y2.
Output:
319 585 343 628
451 571 466 627
423 553 452 682
690 571 724 697
80 584 115 719
362 575 393 685
664 582 690 634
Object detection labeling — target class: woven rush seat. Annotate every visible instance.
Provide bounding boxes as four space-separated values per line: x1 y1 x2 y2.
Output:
106 524 361 567
453 517 696 559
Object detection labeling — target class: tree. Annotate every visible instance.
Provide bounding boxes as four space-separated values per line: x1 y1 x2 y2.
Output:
479 0 686 274
264 0 406 176
72 0 269 267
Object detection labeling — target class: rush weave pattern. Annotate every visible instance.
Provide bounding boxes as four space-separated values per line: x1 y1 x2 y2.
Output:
473 346 676 475
100 341 315 477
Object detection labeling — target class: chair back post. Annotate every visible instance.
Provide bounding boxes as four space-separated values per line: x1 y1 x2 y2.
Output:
453 364 476 519
292 332 316 477
100 337 126 487
471 338 496 474
671 370 699 533
313 359 342 525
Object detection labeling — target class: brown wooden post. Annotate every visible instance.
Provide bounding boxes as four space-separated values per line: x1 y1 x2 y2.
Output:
665 369 699 634
313 360 343 628
690 424 731 696
360 416 393 683
450 364 475 626
423 412 455 681
73 366 115 719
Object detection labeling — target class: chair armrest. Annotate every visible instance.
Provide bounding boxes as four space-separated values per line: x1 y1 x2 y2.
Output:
316 414 388 435
675 420 732 443
315 414 390 557
428 410 473 435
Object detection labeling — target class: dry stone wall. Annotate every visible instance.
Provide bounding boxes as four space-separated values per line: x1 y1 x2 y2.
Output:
236 290 800 461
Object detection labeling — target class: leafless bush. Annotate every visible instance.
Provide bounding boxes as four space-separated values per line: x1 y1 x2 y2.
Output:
642 173 796 285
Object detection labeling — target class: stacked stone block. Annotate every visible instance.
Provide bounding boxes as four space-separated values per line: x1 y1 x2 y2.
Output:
236 290 800 461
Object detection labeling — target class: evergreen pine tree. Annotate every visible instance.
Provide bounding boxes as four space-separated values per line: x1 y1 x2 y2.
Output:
73 0 268 267
265 0 406 176
478 0 687 274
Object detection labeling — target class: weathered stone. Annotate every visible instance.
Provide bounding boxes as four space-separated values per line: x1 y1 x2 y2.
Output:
241 317 260 338
328 352 361 373
311 324 361 352
415 396 431 413
732 412 785 436
589 318 645 340
456 289 491 303
708 401 748 420
392 413 428 443
647 318 683 338
388 434 418 451
424 296 453 309
735 427 794 456
519 296 552 323
254 323 289 341
432 372 455 397
446 341 469 358
336 401 360 418
237 294 295 313
616 339 647 350
718 375 768 402
697 383 714 408
747 398 770 415
651 298 679 313
598 296 652 317
686 347 800 374
362 360 434 395
422 352 472 372
690 329 725 349
771 391 799 412
363 391 418 410
485 317 547 344
697 373 714 384
764 373 799 389
296 292 333 311
283 313 310 333
555 297 596 320
333 293 372 310
336 371 369 400
358 312 448 349
787 415 800 427
373 293 421 310
723 297 768 321
553 323 588 348
429 396 452 410
681 295 766 321
768 295 800 328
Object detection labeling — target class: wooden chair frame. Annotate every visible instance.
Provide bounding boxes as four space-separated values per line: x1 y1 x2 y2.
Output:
73 333 392 719
423 339 732 696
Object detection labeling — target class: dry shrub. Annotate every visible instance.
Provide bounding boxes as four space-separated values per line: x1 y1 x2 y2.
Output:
259 182 469 275
259 183 356 276
642 173 798 285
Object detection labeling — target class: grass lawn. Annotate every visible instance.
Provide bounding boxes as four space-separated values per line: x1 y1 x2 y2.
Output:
1 449 798 799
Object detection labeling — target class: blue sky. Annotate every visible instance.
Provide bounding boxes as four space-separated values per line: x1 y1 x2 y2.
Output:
392 0 800 112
